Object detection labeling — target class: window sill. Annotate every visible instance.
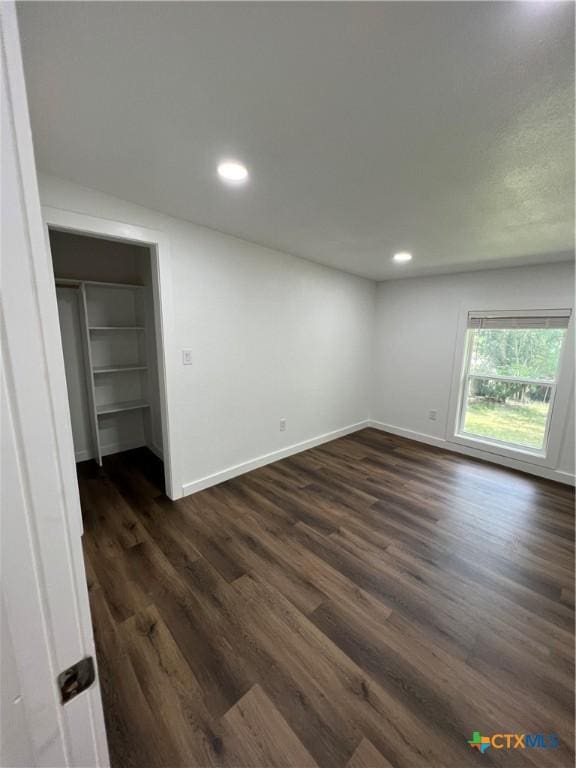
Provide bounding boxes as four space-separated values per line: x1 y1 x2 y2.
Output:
449 432 550 467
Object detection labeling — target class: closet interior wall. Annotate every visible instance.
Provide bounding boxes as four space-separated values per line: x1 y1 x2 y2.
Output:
50 230 163 464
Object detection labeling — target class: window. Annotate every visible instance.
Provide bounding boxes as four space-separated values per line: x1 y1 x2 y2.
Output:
458 310 570 453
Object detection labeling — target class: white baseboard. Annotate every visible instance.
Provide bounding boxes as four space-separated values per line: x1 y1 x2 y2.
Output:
74 438 147 463
181 420 371 496
148 443 164 461
74 448 93 463
101 439 147 458
368 420 575 486
555 470 576 485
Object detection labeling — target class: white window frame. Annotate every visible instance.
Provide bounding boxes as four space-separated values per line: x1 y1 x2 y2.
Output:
446 302 575 470
456 332 561 456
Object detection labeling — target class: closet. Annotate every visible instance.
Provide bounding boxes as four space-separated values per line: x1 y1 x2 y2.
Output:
50 230 164 469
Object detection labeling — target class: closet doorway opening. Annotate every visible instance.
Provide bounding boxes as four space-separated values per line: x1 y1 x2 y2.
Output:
47 224 174 498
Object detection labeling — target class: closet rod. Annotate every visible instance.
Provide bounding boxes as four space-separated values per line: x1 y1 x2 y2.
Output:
55 278 144 289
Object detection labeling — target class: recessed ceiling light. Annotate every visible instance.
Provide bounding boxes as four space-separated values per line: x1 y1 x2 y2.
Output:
393 251 412 263
217 160 249 184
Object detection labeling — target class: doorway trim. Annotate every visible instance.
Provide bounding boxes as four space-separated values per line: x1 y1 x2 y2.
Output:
42 206 180 500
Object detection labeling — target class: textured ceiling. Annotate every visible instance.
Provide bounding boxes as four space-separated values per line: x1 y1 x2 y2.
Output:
18 1 575 280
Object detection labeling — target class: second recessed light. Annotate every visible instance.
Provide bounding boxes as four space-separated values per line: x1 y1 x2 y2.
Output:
393 251 412 263
217 160 249 184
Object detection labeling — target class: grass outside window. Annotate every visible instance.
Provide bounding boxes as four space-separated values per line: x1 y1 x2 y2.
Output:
463 398 549 450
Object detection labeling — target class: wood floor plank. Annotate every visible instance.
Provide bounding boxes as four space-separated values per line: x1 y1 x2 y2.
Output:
119 604 225 766
83 535 154 623
204 495 326 615
220 684 319 768
346 738 395 768
291 521 478 658
79 433 574 768
125 540 253 719
87 588 181 768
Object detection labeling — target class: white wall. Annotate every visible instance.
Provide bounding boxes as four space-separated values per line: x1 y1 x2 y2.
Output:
39 174 376 495
373 262 575 482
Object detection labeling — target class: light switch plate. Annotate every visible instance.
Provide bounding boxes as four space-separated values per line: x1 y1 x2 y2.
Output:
182 349 193 365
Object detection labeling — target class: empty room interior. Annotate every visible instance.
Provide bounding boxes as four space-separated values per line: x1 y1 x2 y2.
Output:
2 2 575 767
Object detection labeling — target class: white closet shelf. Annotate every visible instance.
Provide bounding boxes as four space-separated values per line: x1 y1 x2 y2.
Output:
92 364 148 374
96 400 150 416
89 325 145 331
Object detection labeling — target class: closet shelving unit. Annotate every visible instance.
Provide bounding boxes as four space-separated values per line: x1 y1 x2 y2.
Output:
56 278 151 465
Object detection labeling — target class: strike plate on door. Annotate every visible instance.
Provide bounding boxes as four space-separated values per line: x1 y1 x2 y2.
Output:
57 656 95 704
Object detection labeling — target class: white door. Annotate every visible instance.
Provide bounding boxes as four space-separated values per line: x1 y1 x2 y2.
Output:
1 3 109 766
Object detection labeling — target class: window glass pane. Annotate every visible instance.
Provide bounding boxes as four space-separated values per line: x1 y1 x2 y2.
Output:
468 328 566 381
462 377 551 450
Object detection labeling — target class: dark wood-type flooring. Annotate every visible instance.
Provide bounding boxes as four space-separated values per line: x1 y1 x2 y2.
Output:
79 429 575 768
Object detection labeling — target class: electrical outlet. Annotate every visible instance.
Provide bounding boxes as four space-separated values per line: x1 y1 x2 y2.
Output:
182 349 193 365
279 418 287 432
428 409 438 421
